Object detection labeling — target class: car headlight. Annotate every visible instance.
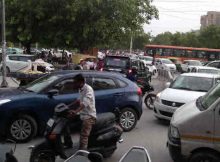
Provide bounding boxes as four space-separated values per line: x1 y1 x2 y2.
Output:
170 125 180 139
0 99 11 105
155 92 161 103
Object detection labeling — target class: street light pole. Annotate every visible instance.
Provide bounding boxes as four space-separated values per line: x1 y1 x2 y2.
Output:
1 0 8 87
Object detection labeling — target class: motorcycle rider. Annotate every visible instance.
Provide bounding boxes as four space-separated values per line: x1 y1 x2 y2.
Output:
66 74 97 150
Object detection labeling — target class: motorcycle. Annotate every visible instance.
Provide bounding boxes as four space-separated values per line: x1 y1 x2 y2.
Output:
137 79 156 110
29 103 123 162
65 146 151 162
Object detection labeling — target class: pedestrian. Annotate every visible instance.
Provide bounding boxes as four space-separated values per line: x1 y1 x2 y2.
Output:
68 74 96 150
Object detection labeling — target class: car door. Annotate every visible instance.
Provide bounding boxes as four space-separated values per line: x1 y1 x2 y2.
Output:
7 56 20 72
48 78 79 106
91 76 124 113
17 56 32 70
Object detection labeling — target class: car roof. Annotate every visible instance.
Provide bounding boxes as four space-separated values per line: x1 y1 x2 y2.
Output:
181 72 220 78
7 54 33 57
51 70 127 79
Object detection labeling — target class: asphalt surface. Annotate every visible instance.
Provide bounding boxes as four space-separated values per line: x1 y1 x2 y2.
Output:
1 74 175 162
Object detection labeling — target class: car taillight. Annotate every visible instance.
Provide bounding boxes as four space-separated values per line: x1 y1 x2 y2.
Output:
100 68 103 71
48 133 57 140
128 69 132 73
137 87 142 96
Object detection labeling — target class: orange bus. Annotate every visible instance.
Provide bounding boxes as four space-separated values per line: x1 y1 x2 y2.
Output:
145 44 220 63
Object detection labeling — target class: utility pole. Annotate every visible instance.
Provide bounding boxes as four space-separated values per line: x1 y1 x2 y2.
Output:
1 0 8 87
129 34 133 54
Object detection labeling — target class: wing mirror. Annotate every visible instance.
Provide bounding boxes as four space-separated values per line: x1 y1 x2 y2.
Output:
47 89 59 98
165 82 171 88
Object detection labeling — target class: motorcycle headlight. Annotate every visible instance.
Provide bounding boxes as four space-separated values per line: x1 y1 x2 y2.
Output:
170 125 180 139
0 99 11 105
155 93 161 103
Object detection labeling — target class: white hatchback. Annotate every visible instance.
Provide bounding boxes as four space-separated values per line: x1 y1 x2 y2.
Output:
154 73 220 120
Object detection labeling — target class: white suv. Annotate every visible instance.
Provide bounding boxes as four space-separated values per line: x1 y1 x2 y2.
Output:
155 58 176 72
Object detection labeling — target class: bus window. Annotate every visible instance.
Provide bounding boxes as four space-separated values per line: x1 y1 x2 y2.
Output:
197 51 206 58
186 50 196 58
162 48 172 56
156 48 162 56
173 49 185 57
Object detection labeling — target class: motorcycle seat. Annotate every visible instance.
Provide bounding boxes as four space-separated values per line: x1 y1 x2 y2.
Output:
93 113 116 131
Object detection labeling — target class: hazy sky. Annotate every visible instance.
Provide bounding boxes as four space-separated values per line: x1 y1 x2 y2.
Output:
144 0 220 36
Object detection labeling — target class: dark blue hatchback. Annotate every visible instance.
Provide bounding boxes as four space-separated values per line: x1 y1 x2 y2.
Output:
0 70 142 142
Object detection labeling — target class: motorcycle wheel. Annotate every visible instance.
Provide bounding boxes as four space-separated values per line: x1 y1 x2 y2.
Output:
30 149 55 162
144 94 156 110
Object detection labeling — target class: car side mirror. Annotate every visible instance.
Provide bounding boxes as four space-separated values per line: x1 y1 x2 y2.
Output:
165 82 171 88
47 89 59 98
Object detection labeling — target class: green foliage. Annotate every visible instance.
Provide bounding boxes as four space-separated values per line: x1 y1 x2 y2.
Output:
5 0 158 51
151 26 220 49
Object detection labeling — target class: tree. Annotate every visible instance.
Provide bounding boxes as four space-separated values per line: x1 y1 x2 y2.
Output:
199 25 220 49
151 32 173 45
5 0 158 52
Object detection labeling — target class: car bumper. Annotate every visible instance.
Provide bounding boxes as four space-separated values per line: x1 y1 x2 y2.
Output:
154 101 178 120
167 140 185 162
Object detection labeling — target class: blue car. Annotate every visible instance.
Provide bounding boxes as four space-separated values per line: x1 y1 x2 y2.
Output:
0 70 142 142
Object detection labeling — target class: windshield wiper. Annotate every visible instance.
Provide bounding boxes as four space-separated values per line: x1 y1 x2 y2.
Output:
193 89 207 92
172 87 193 91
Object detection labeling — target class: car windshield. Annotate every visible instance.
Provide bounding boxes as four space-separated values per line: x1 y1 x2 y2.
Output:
140 57 153 61
161 59 173 64
189 61 202 66
105 57 129 68
170 75 213 92
23 75 59 93
201 83 220 110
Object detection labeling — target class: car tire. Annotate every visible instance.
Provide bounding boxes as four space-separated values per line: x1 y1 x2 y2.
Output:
8 114 38 143
144 94 156 110
119 108 138 132
189 151 220 162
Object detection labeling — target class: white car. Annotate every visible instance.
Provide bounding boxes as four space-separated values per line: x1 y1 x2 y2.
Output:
190 66 220 74
154 73 220 120
138 56 157 74
181 60 202 72
155 58 176 72
0 54 54 73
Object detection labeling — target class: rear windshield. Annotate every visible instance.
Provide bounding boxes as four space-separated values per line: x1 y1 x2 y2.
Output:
104 56 129 68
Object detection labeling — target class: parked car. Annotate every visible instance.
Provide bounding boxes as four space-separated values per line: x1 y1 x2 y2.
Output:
205 60 220 69
0 71 143 142
0 54 54 73
155 58 176 72
6 47 23 55
154 73 220 120
181 60 202 72
190 66 220 74
168 82 220 162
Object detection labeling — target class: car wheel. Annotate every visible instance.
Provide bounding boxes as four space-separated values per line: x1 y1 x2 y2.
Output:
189 151 220 162
8 115 38 143
119 108 137 132
144 94 156 110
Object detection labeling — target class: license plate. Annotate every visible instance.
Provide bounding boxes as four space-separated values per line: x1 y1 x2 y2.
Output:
47 119 54 127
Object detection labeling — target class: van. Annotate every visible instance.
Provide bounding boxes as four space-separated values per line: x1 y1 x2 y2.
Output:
168 83 220 162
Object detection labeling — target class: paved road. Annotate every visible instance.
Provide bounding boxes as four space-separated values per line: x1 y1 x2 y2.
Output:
6 77 173 162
